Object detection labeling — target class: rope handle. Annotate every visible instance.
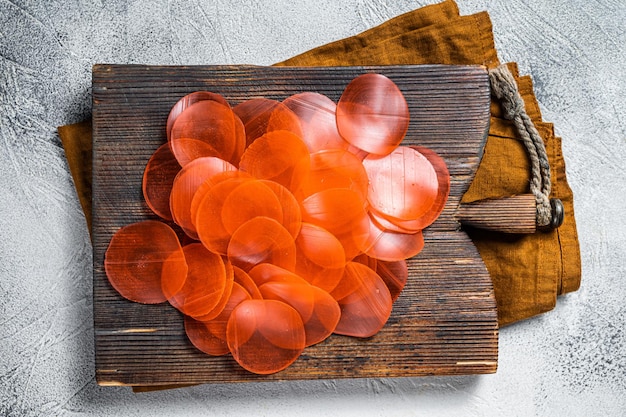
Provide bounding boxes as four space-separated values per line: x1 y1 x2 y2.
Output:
488 64 563 229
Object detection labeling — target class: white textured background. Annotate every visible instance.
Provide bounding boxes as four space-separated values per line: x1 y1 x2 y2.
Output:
1 1 625 416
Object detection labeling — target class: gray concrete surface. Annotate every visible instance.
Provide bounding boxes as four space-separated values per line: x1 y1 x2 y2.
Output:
1 0 625 416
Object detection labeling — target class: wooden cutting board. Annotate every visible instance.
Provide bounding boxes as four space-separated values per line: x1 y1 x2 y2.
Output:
92 64 498 387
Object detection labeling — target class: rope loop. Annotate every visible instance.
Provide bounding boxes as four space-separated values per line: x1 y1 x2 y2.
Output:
488 64 553 227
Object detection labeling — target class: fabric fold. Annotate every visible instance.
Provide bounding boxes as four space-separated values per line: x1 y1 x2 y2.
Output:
58 120 93 236
277 11 498 68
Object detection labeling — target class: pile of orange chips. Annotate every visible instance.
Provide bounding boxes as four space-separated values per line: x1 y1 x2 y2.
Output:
104 73 450 375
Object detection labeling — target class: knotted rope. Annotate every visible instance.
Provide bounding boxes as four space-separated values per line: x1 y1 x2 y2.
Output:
488 64 552 227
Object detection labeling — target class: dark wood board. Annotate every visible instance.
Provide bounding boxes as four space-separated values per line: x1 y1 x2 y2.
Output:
92 64 497 387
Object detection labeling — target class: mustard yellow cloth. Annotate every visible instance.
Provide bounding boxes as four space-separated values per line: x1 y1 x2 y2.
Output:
59 0 580 327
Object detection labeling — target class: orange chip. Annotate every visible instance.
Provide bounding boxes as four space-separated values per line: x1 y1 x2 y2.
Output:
142 143 181 221
190 170 253 230
295 223 345 270
376 259 409 302
266 103 303 139
258 180 302 238
300 188 367 237
360 213 425 261
282 92 347 153
184 282 251 356
363 146 439 222
239 130 310 189
233 266 262 300
166 91 230 141
160 248 188 304
193 176 250 254
336 73 409 156
192 259 235 322
259 281 316 323
248 263 309 287
367 147 449 233
233 98 279 147
165 243 227 318
367 209 417 234
227 299 305 374
259 281 340 347
104 220 187 304
170 100 244 166
299 188 370 260
404 145 450 229
291 149 368 201
221 179 283 235
227 217 297 272
332 262 393 338
294 223 345 292
233 98 302 148
303 285 341 346
169 156 237 240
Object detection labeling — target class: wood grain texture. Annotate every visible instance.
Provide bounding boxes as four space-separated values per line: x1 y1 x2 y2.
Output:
458 194 537 234
92 64 497 386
